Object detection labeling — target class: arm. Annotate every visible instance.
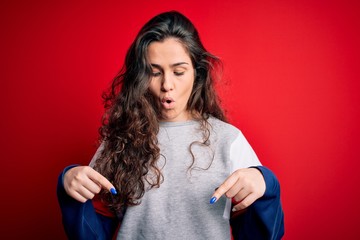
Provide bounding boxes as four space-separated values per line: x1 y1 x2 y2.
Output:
57 165 119 240
230 166 284 240
211 131 284 239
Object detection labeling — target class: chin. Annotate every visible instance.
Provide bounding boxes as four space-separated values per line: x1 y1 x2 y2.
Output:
160 112 179 122
160 109 190 122
161 116 178 122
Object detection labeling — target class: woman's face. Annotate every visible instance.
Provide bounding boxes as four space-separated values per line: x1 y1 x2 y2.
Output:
148 38 195 122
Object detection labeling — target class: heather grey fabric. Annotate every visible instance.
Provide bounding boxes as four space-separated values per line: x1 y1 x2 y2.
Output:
109 117 260 240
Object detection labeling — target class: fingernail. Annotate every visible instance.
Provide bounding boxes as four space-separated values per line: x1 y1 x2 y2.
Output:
210 197 217 204
110 188 117 195
232 207 237 212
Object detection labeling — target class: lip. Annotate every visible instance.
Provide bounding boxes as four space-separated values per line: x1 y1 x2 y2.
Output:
161 97 175 109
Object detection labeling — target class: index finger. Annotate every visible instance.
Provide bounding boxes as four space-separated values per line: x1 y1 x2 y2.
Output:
87 167 118 195
210 174 238 204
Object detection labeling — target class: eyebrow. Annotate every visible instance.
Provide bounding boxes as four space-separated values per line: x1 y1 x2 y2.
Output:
150 62 189 68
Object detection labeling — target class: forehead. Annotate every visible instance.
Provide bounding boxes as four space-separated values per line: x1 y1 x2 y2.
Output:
147 38 192 65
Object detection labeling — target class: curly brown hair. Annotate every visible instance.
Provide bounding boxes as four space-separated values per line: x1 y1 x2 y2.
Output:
94 11 226 214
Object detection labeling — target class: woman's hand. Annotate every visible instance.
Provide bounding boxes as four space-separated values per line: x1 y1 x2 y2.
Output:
210 168 266 212
63 166 116 203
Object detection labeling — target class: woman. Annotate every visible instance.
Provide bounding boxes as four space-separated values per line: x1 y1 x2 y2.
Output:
57 11 284 239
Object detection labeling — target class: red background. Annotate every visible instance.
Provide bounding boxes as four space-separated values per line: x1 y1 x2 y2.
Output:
1 0 360 239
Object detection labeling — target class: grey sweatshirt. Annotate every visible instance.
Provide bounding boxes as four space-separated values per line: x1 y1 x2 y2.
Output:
88 117 260 240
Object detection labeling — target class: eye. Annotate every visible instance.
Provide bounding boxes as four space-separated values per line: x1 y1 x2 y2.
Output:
152 72 161 77
174 72 185 76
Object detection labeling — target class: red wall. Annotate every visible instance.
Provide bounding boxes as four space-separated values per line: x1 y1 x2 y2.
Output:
2 0 360 239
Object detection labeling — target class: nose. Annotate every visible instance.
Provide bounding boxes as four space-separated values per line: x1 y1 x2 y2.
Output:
161 72 174 92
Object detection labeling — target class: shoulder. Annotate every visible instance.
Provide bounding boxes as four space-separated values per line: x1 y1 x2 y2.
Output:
208 116 241 136
207 116 243 145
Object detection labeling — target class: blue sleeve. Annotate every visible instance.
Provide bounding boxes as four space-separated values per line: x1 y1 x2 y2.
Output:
230 166 284 240
56 165 119 240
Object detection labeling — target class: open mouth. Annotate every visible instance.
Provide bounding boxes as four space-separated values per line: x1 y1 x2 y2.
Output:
161 97 175 108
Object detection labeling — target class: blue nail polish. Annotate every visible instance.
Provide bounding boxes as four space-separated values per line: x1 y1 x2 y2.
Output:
110 188 117 195
210 197 217 204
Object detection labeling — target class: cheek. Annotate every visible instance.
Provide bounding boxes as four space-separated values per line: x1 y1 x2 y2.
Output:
185 83 193 95
185 75 195 94
182 77 195 103
148 80 159 95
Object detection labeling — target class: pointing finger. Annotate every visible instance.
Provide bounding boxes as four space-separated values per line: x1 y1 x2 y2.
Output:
210 174 238 204
86 167 118 195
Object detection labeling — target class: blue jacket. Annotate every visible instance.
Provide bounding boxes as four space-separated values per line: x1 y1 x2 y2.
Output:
57 165 284 239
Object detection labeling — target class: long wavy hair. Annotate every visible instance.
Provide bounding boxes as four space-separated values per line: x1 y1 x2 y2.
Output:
94 11 227 213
